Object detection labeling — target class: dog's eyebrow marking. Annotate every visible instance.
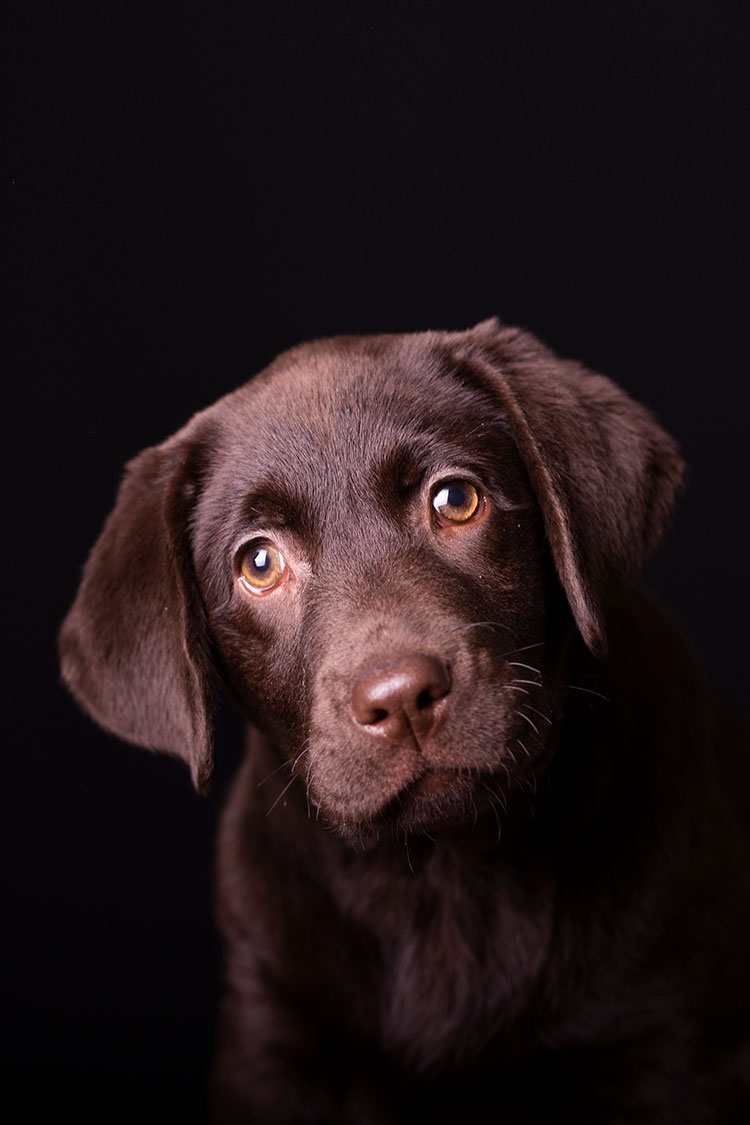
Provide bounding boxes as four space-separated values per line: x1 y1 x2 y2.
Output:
238 481 312 533
372 435 529 512
374 446 424 497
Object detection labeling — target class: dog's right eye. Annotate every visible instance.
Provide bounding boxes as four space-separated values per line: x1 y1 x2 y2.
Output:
237 541 286 594
431 479 482 525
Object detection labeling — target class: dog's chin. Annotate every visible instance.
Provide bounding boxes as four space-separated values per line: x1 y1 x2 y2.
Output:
394 770 483 834
330 771 498 842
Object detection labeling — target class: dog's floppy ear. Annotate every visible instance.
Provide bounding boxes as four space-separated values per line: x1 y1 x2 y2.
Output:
59 425 216 793
454 318 686 656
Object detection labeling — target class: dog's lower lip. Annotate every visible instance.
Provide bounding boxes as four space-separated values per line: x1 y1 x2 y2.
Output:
412 770 457 798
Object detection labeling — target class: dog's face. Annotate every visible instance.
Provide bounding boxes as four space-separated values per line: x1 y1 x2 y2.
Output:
193 337 555 834
59 320 685 836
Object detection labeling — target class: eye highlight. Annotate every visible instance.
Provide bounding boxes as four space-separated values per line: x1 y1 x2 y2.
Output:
431 480 482 525
237 540 286 594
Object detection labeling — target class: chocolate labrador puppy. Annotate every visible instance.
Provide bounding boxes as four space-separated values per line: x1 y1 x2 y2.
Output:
60 319 750 1123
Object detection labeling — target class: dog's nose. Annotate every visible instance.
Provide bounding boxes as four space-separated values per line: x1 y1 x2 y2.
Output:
350 654 451 743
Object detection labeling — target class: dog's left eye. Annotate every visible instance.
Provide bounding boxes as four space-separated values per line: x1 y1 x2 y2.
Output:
431 480 481 525
237 540 286 594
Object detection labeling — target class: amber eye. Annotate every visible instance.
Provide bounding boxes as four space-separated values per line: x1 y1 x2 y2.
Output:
431 480 481 525
238 541 286 593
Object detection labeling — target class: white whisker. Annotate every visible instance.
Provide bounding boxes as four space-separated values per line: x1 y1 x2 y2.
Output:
568 684 611 702
404 834 414 875
498 641 546 659
483 786 503 844
292 744 311 770
450 620 506 634
524 704 552 725
265 773 298 818
516 710 540 736
257 758 292 788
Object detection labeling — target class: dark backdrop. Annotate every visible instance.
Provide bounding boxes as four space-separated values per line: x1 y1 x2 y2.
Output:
5 3 748 1121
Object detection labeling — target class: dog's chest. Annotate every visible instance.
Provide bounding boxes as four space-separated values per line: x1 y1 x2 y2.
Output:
337 844 553 1071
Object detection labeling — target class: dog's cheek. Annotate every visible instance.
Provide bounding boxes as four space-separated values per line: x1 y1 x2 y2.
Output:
208 610 309 745
479 508 552 614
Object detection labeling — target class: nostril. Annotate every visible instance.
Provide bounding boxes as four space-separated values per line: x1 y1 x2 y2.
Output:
350 653 451 742
416 688 435 710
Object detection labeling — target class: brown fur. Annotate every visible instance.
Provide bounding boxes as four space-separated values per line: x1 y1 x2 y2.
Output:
59 319 750 1122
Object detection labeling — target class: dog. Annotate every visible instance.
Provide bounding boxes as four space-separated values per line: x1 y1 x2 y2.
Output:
60 318 750 1122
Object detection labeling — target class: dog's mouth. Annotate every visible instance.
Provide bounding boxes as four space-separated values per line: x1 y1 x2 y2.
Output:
410 768 458 799
386 768 494 835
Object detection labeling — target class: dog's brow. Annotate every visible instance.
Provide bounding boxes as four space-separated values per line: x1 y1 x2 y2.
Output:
238 481 310 532
374 446 424 494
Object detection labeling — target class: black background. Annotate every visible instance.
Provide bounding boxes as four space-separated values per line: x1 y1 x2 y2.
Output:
5 2 749 1121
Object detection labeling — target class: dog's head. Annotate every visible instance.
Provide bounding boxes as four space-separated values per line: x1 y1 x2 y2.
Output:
59 320 684 835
